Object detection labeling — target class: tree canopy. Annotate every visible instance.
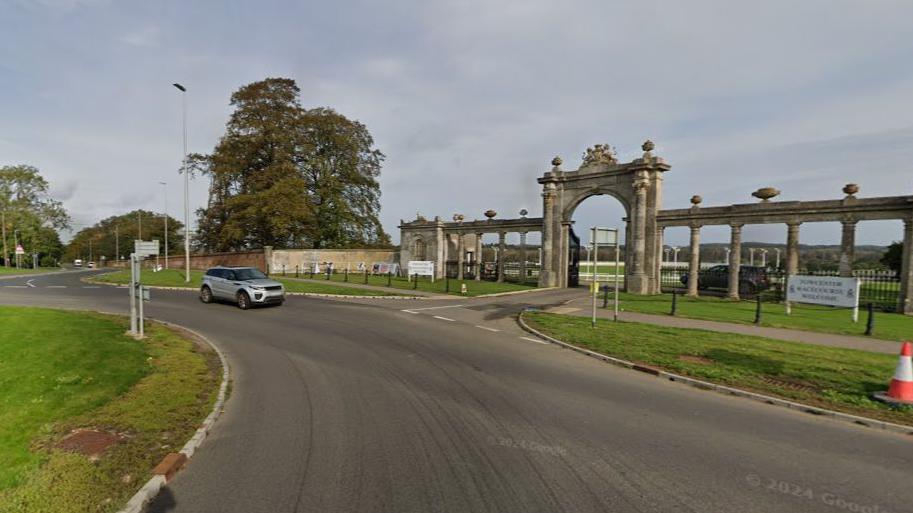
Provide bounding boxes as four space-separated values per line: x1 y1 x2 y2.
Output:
881 241 902 274
194 77 390 251
0 165 69 266
64 210 184 263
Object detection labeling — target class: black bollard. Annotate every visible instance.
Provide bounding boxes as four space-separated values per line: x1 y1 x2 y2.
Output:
445 275 450 293
671 290 678 316
295 265 299 278
387 271 392 287
326 268 331 280
282 264 286 276
344 268 348 282
413 273 418 290
364 269 368 284
602 285 609 309
754 295 762 325
865 302 874 336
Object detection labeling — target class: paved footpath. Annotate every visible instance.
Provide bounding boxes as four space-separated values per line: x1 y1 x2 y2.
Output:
552 294 902 354
278 276 451 298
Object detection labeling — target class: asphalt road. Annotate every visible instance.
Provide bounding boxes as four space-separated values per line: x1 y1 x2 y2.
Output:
1 270 911 513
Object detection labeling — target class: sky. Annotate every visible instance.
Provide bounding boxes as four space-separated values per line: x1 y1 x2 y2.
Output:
2 0 913 248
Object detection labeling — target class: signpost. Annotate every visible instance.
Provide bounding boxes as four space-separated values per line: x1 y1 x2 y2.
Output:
786 275 861 322
590 227 620 327
407 260 435 282
129 241 159 338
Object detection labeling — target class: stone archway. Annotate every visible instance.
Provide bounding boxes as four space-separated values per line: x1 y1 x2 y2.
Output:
538 141 670 292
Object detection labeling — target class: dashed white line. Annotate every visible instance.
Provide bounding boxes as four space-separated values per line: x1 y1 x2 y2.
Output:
46 285 66 288
520 336 549 345
3 285 27 288
82 286 100 289
433 316 456 322
401 304 464 312
475 325 500 332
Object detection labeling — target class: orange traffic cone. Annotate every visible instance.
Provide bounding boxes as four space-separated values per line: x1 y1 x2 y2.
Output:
873 342 913 406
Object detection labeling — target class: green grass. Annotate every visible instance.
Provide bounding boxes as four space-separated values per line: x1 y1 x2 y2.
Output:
0 267 60 275
0 306 219 513
277 269 536 296
94 268 409 296
525 312 913 425
608 292 913 342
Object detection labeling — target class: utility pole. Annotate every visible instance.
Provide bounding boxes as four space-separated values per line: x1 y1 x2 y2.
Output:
115 225 119 263
13 229 20 269
160 181 169 269
138 211 142 239
1 211 7 269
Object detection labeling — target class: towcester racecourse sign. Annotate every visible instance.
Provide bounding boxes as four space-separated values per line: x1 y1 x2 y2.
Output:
787 275 861 320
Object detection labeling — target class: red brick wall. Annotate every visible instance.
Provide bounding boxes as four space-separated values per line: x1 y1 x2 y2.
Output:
104 250 267 272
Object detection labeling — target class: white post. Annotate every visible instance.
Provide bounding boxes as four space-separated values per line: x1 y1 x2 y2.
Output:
129 254 137 335
591 228 597 328
614 236 620 322
852 278 860 323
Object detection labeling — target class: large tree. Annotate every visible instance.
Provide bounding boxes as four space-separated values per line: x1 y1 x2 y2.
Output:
0 165 70 267
195 78 390 251
64 210 184 263
881 241 902 274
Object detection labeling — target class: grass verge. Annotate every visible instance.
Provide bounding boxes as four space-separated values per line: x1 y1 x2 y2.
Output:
0 306 220 513
524 312 913 426
607 292 913 342
0 267 61 276
276 270 536 296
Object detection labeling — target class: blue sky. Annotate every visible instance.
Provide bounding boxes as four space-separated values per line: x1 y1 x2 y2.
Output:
2 0 913 247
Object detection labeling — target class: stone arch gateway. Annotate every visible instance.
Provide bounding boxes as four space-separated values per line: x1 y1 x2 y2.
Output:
538 141 670 292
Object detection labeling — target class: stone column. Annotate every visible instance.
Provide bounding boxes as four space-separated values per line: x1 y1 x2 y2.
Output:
519 231 528 283
628 179 649 293
838 220 857 277
786 222 801 277
497 231 507 283
727 224 743 300
901 219 913 315
687 224 701 297
475 233 483 281
456 233 465 280
539 184 557 287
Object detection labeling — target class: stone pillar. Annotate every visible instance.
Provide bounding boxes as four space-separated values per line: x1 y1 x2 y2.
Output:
900 219 913 315
786 222 800 277
456 233 465 280
539 184 557 287
628 179 649 294
838 220 857 277
727 224 743 300
687 224 701 297
519 231 528 283
475 233 483 281
497 231 507 282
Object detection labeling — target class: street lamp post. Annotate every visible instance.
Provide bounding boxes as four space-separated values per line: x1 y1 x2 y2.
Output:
173 83 190 283
159 181 168 269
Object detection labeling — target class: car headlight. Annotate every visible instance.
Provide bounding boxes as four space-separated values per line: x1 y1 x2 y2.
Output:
249 285 264 290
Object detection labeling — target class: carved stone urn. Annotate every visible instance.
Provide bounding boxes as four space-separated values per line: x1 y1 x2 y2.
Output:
484 209 497 220
690 195 702 206
752 187 780 202
843 183 859 196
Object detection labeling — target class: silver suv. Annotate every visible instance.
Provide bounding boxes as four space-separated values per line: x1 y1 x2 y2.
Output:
200 266 285 309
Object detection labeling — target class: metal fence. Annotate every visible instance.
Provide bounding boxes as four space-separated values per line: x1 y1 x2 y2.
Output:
445 261 540 284
659 266 901 311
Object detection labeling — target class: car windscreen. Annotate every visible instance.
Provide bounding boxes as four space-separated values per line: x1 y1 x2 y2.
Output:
235 268 267 280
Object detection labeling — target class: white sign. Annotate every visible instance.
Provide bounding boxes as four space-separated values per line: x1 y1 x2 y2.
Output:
408 261 435 277
787 275 860 308
134 240 160 257
15 244 24 255
591 227 618 245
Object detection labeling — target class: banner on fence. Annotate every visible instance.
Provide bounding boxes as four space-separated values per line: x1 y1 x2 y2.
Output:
407 261 435 277
372 262 399 275
787 275 860 308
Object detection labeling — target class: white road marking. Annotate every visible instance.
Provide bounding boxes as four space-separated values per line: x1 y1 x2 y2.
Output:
520 336 549 345
433 316 456 322
26 279 36 288
82 286 100 289
46 285 66 288
475 325 500 332
401 304 464 312
402 310 420 314
4 285 27 288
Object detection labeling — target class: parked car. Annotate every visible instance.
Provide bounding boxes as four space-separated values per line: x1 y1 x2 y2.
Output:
87 261 95 268
681 265 772 295
200 266 285 309
73 259 83 267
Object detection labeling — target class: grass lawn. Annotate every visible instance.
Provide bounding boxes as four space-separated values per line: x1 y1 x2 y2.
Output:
0 306 219 513
0 267 61 276
524 312 913 426
93 269 410 296
276 269 537 297
607 292 913 342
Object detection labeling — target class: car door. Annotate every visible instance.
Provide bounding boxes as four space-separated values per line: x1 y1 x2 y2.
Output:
221 270 238 299
211 269 229 299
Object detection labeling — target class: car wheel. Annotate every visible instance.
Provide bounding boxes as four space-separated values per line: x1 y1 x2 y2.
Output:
200 286 213 304
237 291 251 310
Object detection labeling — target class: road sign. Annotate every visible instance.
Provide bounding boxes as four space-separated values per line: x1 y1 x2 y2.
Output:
408 261 435 276
591 228 617 245
15 244 24 255
134 240 160 258
787 275 861 322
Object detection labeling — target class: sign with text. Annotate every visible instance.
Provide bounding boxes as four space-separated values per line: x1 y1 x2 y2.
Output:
787 275 860 308
15 244 24 255
407 261 435 277
591 227 618 245
134 240 160 258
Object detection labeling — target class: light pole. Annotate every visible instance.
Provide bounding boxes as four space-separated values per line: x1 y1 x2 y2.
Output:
173 83 190 283
159 181 168 269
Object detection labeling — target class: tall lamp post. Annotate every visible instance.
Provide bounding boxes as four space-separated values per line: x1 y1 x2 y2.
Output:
173 83 190 283
159 181 168 269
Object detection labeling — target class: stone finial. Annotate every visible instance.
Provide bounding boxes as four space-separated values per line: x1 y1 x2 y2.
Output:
452 213 464 222
519 208 528 217
642 139 655 152
752 187 781 202
484 209 497 220
415 211 426 222
551 156 562 168
582 144 617 166
843 183 859 197
690 195 702 206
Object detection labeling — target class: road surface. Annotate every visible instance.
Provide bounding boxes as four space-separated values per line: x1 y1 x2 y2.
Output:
0 270 910 513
